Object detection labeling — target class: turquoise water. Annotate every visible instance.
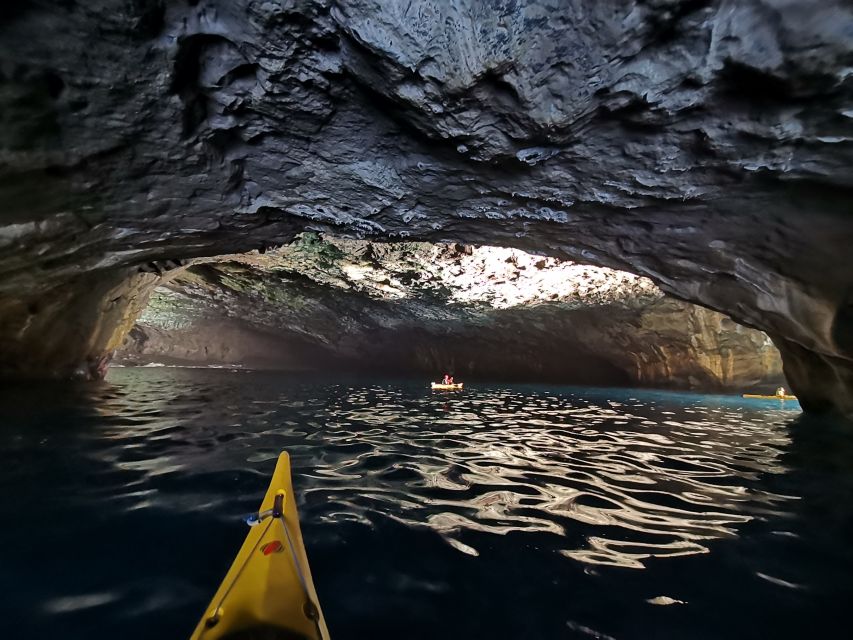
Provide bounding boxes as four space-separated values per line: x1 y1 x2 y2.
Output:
1 367 850 639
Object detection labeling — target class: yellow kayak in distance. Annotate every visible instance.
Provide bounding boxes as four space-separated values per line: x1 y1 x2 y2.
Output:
190 452 329 640
742 394 798 401
431 382 464 390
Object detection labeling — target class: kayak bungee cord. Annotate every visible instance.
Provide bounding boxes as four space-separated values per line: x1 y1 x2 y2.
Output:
273 492 324 637
272 492 311 600
204 516 276 628
239 491 324 638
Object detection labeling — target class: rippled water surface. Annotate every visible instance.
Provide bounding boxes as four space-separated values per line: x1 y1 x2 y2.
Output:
2 368 852 639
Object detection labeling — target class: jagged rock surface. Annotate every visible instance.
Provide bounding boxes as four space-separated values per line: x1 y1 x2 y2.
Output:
0 1 851 413
117 237 784 391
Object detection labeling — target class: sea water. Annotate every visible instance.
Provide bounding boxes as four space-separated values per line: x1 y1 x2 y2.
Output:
1 368 851 639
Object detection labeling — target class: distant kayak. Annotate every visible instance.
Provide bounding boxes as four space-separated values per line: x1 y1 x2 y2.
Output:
431 382 464 390
190 452 329 640
743 393 798 401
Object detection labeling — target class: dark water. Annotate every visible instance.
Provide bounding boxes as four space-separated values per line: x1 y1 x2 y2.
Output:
1 368 852 639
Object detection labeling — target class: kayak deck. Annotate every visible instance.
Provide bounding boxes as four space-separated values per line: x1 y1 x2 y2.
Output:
431 382 464 390
742 393 798 401
190 452 328 640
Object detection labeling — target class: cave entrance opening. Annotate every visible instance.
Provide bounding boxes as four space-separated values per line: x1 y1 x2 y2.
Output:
114 234 784 394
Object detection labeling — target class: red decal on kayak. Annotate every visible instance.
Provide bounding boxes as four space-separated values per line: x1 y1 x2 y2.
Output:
261 541 283 555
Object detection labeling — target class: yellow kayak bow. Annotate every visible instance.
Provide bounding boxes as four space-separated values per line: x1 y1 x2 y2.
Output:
190 452 329 640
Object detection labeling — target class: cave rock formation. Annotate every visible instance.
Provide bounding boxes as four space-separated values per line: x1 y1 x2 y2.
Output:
0 1 851 414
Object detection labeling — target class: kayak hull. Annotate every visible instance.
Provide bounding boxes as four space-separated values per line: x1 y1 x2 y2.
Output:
742 394 798 401
190 452 329 640
431 382 464 390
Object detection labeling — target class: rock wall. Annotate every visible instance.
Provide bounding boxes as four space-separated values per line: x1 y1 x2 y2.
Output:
0 1 851 414
567 298 784 390
119 319 330 371
0 268 160 380
117 237 784 391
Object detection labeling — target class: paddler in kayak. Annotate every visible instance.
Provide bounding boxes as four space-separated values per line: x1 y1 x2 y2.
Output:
775 386 787 398
442 373 454 385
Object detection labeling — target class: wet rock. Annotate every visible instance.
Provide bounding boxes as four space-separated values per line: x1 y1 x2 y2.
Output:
0 269 162 380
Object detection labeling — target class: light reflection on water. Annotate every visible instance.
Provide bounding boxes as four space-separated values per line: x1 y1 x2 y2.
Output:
2 368 850 640
291 388 793 569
